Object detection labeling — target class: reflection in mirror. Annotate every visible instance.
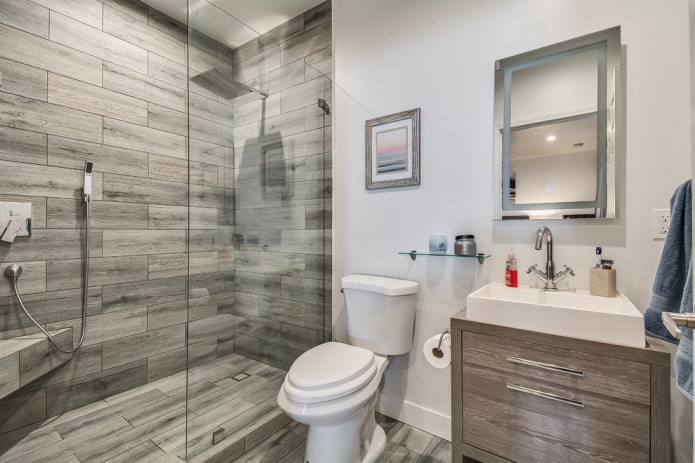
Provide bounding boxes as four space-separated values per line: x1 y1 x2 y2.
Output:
493 27 621 220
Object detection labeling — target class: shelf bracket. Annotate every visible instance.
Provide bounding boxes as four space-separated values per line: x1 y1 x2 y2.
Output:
409 250 417 261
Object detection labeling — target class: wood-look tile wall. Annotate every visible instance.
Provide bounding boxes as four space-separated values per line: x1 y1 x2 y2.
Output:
225 1 332 371
0 0 332 440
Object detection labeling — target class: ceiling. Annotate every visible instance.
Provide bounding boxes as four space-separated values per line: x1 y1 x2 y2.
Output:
141 0 326 48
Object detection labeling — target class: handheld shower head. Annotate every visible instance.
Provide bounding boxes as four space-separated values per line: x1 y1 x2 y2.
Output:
83 161 93 202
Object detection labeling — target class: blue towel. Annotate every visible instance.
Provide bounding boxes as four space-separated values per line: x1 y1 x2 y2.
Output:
644 179 692 400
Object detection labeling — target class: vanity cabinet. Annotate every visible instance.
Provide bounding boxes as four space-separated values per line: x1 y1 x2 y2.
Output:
451 310 671 463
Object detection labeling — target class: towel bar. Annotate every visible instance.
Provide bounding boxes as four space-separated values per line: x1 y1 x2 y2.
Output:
662 312 695 340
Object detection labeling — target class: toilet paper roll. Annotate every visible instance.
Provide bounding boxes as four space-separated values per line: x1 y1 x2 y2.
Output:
423 333 451 369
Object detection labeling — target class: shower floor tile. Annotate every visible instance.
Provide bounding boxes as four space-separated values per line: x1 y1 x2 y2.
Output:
0 353 449 463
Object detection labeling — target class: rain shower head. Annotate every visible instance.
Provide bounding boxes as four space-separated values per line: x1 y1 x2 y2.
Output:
190 68 267 100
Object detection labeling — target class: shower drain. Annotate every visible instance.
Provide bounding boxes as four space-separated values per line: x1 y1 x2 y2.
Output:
232 372 250 382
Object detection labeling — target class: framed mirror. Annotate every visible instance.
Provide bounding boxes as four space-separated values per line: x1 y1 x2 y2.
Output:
493 27 621 220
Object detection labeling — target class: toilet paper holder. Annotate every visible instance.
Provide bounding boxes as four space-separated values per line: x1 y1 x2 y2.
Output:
432 329 451 358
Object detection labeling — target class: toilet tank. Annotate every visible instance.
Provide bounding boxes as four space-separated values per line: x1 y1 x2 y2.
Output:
341 274 419 355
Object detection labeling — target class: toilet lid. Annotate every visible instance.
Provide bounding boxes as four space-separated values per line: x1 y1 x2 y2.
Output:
284 342 377 403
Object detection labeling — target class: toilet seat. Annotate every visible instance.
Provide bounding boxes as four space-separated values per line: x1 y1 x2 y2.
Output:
284 342 377 404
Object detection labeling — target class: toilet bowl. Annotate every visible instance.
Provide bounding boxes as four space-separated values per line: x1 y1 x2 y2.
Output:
277 274 419 463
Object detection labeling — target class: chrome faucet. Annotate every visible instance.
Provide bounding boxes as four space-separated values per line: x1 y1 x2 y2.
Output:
527 226 575 290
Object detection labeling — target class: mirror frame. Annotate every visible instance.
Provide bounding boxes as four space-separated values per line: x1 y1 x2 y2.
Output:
493 27 621 220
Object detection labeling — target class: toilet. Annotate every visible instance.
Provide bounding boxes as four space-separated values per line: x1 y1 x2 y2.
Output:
277 274 419 463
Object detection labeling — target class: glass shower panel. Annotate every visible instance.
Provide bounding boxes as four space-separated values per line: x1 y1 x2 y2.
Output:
186 1 331 460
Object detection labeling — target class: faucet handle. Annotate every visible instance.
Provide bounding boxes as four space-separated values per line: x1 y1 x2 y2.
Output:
562 265 575 276
526 264 538 274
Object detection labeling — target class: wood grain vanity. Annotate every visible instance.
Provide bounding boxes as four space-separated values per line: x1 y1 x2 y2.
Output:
451 310 671 463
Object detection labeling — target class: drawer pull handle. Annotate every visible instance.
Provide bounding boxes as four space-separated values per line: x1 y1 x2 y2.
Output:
506 356 585 377
506 383 585 408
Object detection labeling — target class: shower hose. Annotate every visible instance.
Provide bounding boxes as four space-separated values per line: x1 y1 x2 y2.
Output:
7 198 90 354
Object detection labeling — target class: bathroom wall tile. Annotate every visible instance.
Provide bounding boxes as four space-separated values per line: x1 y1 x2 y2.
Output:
148 103 187 136
280 77 326 113
103 173 186 206
46 255 148 291
264 106 325 139
82 307 147 346
103 6 185 66
188 313 234 345
282 12 331 60
188 44 235 77
188 207 218 230
235 45 282 83
188 92 235 127
50 11 147 75
0 126 47 166
104 118 186 159
103 62 186 112
189 184 231 210
45 360 149 416
0 388 46 434
189 161 219 187
147 300 187 331
187 338 218 369
48 135 149 178
46 198 149 229
188 230 234 254
0 351 19 402
148 53 187 89
190 252 219 275
149 154 188 183
305 47 332 76
236 206 305 231
0 93 102 143
101 278 186 313
147 7 187 43
235 272 282 298
189 138 233 168
248 60 306 96
24 344 102 390
189 115 234 147
0 0 49 38
0 286 102 334
103 229 186 257
149 205 187 230
30 0 102 30
48 73 148 125
188 295 217 322
102 324 185 370
147 346 187 382
0 24 102 86
0 195 46 229
148 253 187 280
0 261 46 297
18 328 72 387
0 228 102 262
100 0 148 23
0 58 47 101
233 94 281 128
231 36 278 65
189 271 234 298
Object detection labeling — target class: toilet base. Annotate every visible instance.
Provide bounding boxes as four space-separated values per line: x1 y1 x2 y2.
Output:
362 424 386 463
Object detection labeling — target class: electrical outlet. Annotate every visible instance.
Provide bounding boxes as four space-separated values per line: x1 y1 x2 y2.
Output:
652 209 670 239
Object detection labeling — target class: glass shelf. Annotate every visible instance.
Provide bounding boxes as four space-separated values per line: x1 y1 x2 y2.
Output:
398 251 491 264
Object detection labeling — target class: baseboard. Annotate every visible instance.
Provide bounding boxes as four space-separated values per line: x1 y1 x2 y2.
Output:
377 393 451 441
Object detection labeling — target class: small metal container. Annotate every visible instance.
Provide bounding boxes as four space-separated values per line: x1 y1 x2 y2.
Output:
454 235 476 256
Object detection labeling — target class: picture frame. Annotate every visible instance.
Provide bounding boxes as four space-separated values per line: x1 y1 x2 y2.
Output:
365 108 420 190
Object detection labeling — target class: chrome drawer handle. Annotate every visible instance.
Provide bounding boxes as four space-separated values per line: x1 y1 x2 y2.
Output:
506 383 585 408
506 356 584 377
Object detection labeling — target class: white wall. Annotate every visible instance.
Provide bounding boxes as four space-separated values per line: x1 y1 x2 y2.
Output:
333 0 692 457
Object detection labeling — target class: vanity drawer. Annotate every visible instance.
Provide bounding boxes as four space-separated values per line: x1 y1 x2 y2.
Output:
462 331 650 404
461 362 650 463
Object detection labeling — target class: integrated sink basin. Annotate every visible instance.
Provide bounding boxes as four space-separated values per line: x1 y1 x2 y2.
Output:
466 282 645 348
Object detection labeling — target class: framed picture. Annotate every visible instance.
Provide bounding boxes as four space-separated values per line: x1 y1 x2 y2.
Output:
365 108 420 190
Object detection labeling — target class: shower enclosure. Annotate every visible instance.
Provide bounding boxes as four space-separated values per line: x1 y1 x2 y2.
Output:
0 0 331 461
184 1 332 460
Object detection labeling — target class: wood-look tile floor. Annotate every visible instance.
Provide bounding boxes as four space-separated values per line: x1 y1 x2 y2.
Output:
231 414 451 463
0 352 450 463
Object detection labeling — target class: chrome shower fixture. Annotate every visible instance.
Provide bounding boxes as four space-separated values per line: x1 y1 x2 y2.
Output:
83 160 93 203
190 68 268 99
